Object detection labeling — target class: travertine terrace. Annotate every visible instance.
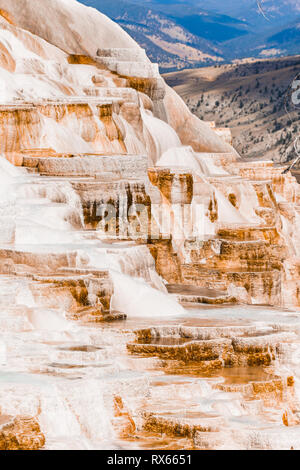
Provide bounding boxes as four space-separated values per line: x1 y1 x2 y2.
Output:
0 0 300 450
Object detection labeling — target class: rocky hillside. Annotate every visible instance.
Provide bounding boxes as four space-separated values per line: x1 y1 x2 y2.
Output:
165 55 300 163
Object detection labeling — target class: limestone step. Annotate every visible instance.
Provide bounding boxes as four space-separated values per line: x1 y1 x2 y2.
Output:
0 97 120 108
181 266 282 305
292 169 300 184
128 328 297 370
127 337 232 362
57 267 110 278
237 163 291 181
231 331 297 354
115 432 194 451
215 376 286 398
229 425 300 450
134 325 275 342
195 152 237 166
71 307 126 323
181 266 282 275
194 430 226 449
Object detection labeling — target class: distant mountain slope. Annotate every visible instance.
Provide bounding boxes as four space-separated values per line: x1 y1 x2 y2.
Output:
164 56 300 163
81 0 300 71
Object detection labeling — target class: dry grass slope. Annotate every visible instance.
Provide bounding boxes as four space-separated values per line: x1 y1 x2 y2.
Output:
164 56 300 164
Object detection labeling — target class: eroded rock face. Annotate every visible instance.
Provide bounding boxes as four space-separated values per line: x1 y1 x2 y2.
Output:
0 0 296 310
